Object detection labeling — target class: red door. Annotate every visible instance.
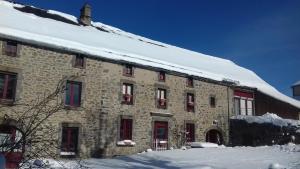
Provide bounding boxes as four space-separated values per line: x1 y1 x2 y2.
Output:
153 121 168 151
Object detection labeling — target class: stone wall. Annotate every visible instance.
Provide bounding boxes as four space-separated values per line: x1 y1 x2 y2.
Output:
0 39 234 158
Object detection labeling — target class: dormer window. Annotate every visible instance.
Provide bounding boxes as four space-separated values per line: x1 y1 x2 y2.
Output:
74 54 85 68
186 93 195 112
158 71 166 82
157 88 167 109
3 40 18 57
123 65 133 77
187 77 193 87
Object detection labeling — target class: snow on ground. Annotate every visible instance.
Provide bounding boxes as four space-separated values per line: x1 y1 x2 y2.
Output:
28 144 300 169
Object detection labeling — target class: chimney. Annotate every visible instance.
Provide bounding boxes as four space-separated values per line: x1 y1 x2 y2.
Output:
80 3 91 26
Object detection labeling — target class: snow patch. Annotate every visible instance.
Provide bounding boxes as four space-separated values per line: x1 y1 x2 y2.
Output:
117 140 136 146
190 142 219 148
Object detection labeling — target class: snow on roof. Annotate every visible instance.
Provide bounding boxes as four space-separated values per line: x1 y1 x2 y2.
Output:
231 113 300 127
0 1 300 109
292 81 300 87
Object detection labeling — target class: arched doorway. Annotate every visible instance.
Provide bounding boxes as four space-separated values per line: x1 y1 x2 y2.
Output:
206 129 223 145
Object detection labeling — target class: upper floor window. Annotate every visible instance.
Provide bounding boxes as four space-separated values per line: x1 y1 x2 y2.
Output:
123 65 133 77
122 83 133 105
0 72 17 102
3 41 18 57
157 88 167 109
65 81 82 107
158 71 166 82
187 77 194 87
185 123 195 142
120 118 133 140
186 93 195 112
210 96 216 108
74 54 85 68
234 90 254 116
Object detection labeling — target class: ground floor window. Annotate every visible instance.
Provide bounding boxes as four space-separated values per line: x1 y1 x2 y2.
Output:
185 123 195 142
120 118 133 140
61 127 79 156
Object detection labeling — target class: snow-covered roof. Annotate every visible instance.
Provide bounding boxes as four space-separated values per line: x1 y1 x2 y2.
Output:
1 1 300 109
292 81 300 87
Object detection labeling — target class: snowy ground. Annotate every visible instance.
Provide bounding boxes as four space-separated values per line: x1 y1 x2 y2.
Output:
32 144 300 169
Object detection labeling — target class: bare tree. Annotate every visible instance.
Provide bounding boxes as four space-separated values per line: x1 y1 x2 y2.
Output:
0 75 88 168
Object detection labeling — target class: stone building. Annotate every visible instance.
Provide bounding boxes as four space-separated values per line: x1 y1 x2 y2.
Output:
0 1 299 160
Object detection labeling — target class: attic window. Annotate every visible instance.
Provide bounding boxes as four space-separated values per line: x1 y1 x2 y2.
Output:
187 77 194 87
3 41 18 57
158 71 166 82
123 65 133 77
74 54 85 68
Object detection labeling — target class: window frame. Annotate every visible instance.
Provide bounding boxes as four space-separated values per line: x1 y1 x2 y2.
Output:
65 81 82 108
122 83 134 105
0 71 17 103
123 65 134 77
187 77 194 87
157 88 167 109
73 54 85 68
209 96 216 108
2 40 20 57
158 71 166 82
186 93 195 112
119 118 133 141
60 126 79 156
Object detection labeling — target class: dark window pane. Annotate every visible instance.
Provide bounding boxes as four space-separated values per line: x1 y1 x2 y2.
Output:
5 41 17 57
0 74 4 98
75 55 84 67
6 75 16 100
61 127 79 153
73 83 81 106
65 82 71 105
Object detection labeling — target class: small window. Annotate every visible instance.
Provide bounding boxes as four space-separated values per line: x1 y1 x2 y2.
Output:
123 65 133 76
61 127 79 155
185 123 195 142
4 41 18 57
158 71 166 82
122 83 133 105
120 118 133 140
210 96 216 108
187 77 193 87
74 54 85 68
186 93 195 112
157 88 167 109
0 72 17 102
65 81 82 107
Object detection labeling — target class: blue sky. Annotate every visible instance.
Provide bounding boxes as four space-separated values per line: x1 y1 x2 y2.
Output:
14 0 300 97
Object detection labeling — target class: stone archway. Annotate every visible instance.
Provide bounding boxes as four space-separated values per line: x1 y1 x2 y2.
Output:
205 129 224 145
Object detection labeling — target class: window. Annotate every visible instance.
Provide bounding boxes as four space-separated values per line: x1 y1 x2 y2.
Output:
65 81 82 107
158 71 166 82
210 96 216 108
74 54 85 68
0 72 17 102
4 41 18 57
185 123 195 142
186 93 195 112
123 65 133 76
157 88 167 109
187 77 194 87
120 118 133 140
234 90 254 116
61 127 79 155
122 83 133 105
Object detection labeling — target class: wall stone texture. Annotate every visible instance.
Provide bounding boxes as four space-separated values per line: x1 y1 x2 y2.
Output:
0 39 234 158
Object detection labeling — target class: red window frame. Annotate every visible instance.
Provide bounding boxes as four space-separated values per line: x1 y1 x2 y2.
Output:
187 77 194 87
120 118 133 140
158 71 166 82
186 123 195 142
0 72 17 102
186 93 195 112
74 54 85 68
210 96 216 108
157 88 167 109
61 127 79 154
123 65 133 76
4 41 18 57
122 83 133 105
65 81 82 107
